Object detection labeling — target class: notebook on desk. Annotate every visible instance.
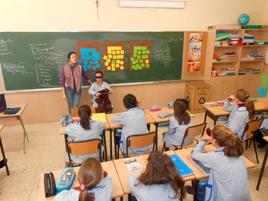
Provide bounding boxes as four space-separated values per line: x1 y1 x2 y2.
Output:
169 154 193 177
187 155 210 175
158 112 173 118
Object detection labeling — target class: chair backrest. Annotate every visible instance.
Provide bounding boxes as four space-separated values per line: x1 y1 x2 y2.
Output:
64 134 101 165
180 122 207 148
126 132 155 156
243 118 263 140
71 108 79 118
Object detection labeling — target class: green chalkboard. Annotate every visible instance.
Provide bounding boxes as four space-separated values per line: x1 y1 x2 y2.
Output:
0 32 184 90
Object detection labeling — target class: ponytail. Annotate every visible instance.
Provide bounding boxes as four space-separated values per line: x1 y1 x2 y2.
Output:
223 135 243 157
78 105 92 130
245 99 255 120
79 191 94 201
236 89 255 119
212 125 243 157
173 99 190 125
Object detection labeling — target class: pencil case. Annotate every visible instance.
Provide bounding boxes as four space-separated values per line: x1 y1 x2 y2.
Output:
56 168 76 193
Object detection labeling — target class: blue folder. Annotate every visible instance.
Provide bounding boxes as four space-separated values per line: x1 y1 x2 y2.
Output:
169 154 193 177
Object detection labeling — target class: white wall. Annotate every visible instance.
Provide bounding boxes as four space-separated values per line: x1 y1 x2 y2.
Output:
0 0 267 32
0 0 267 123
264 0 268 23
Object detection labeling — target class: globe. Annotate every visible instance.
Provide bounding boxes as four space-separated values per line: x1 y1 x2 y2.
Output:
238 13 250 25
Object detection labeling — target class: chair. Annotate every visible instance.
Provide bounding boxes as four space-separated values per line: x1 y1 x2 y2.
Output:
117 132 155 158
70 108 79 118
64 134 102 167
241 118 263 164
162 122 207 151
0 134 10 175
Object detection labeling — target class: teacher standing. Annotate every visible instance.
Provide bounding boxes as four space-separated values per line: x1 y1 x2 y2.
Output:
61 51 91 113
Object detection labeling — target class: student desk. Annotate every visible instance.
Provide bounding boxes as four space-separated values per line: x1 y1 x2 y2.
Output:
59 115 110 161
256 136 268 190
106 112 155 159
175 145 255 201
113 146 255 197
175 145 256 171
37 161 124 201
146 107 194 150
0 103 29 153
113 150 175 195
0 125 9 175
203 98 268 125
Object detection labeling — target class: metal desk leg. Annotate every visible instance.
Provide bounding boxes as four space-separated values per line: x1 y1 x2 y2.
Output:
0 136 10 175
102 131 108 161
109 129 113 160
256 144 268 190
154 123 159 150
17 116 29 153
114 129 118 159
204 110 208 123
192 179 199 201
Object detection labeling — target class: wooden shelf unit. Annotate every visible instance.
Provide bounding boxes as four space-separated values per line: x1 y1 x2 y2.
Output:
204 25 266 100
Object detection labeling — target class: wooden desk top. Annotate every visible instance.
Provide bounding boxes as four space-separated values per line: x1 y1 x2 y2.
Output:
0 103 28 118
203 98 268 117
146 107 194 123
188 144 255 169
113 150 197 195
59 116 110 135
37 161 124 200
106 111 155 129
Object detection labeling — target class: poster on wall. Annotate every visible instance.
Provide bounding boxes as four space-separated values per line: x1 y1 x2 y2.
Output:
183 32 207 77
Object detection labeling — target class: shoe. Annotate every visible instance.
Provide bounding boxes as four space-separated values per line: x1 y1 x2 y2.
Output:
0 159 7 168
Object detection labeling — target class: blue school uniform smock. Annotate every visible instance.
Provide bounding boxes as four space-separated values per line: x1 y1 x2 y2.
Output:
54 175 112 201
128 174 181 201
89 81 111 108
224 100 249 140
64 120 105 164
163 116 192 147
112 107 151 154
192 140 252 201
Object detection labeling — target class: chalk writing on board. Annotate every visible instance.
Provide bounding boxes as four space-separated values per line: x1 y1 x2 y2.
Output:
29 43 56 55
152 49 173 62
0 38 14 56
1 62 33 75
34 63 60 87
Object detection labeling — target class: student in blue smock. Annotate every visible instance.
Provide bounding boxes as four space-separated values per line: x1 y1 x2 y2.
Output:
112 94 151 155
64 105 105 164
88 71 113 113
163 99 192 150
128 151 185 201
192 125 252 201
223 89 255 140
55 158 112 201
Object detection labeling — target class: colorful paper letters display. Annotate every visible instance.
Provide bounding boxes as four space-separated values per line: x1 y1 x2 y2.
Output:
77 41 151 72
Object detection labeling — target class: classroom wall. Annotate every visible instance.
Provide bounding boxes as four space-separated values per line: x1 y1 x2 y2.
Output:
0 0 266 31
4 82 185 123
0 0 267 123
264 0 268 23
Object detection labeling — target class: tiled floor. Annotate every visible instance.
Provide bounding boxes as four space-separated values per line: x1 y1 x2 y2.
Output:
0 113 267 201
